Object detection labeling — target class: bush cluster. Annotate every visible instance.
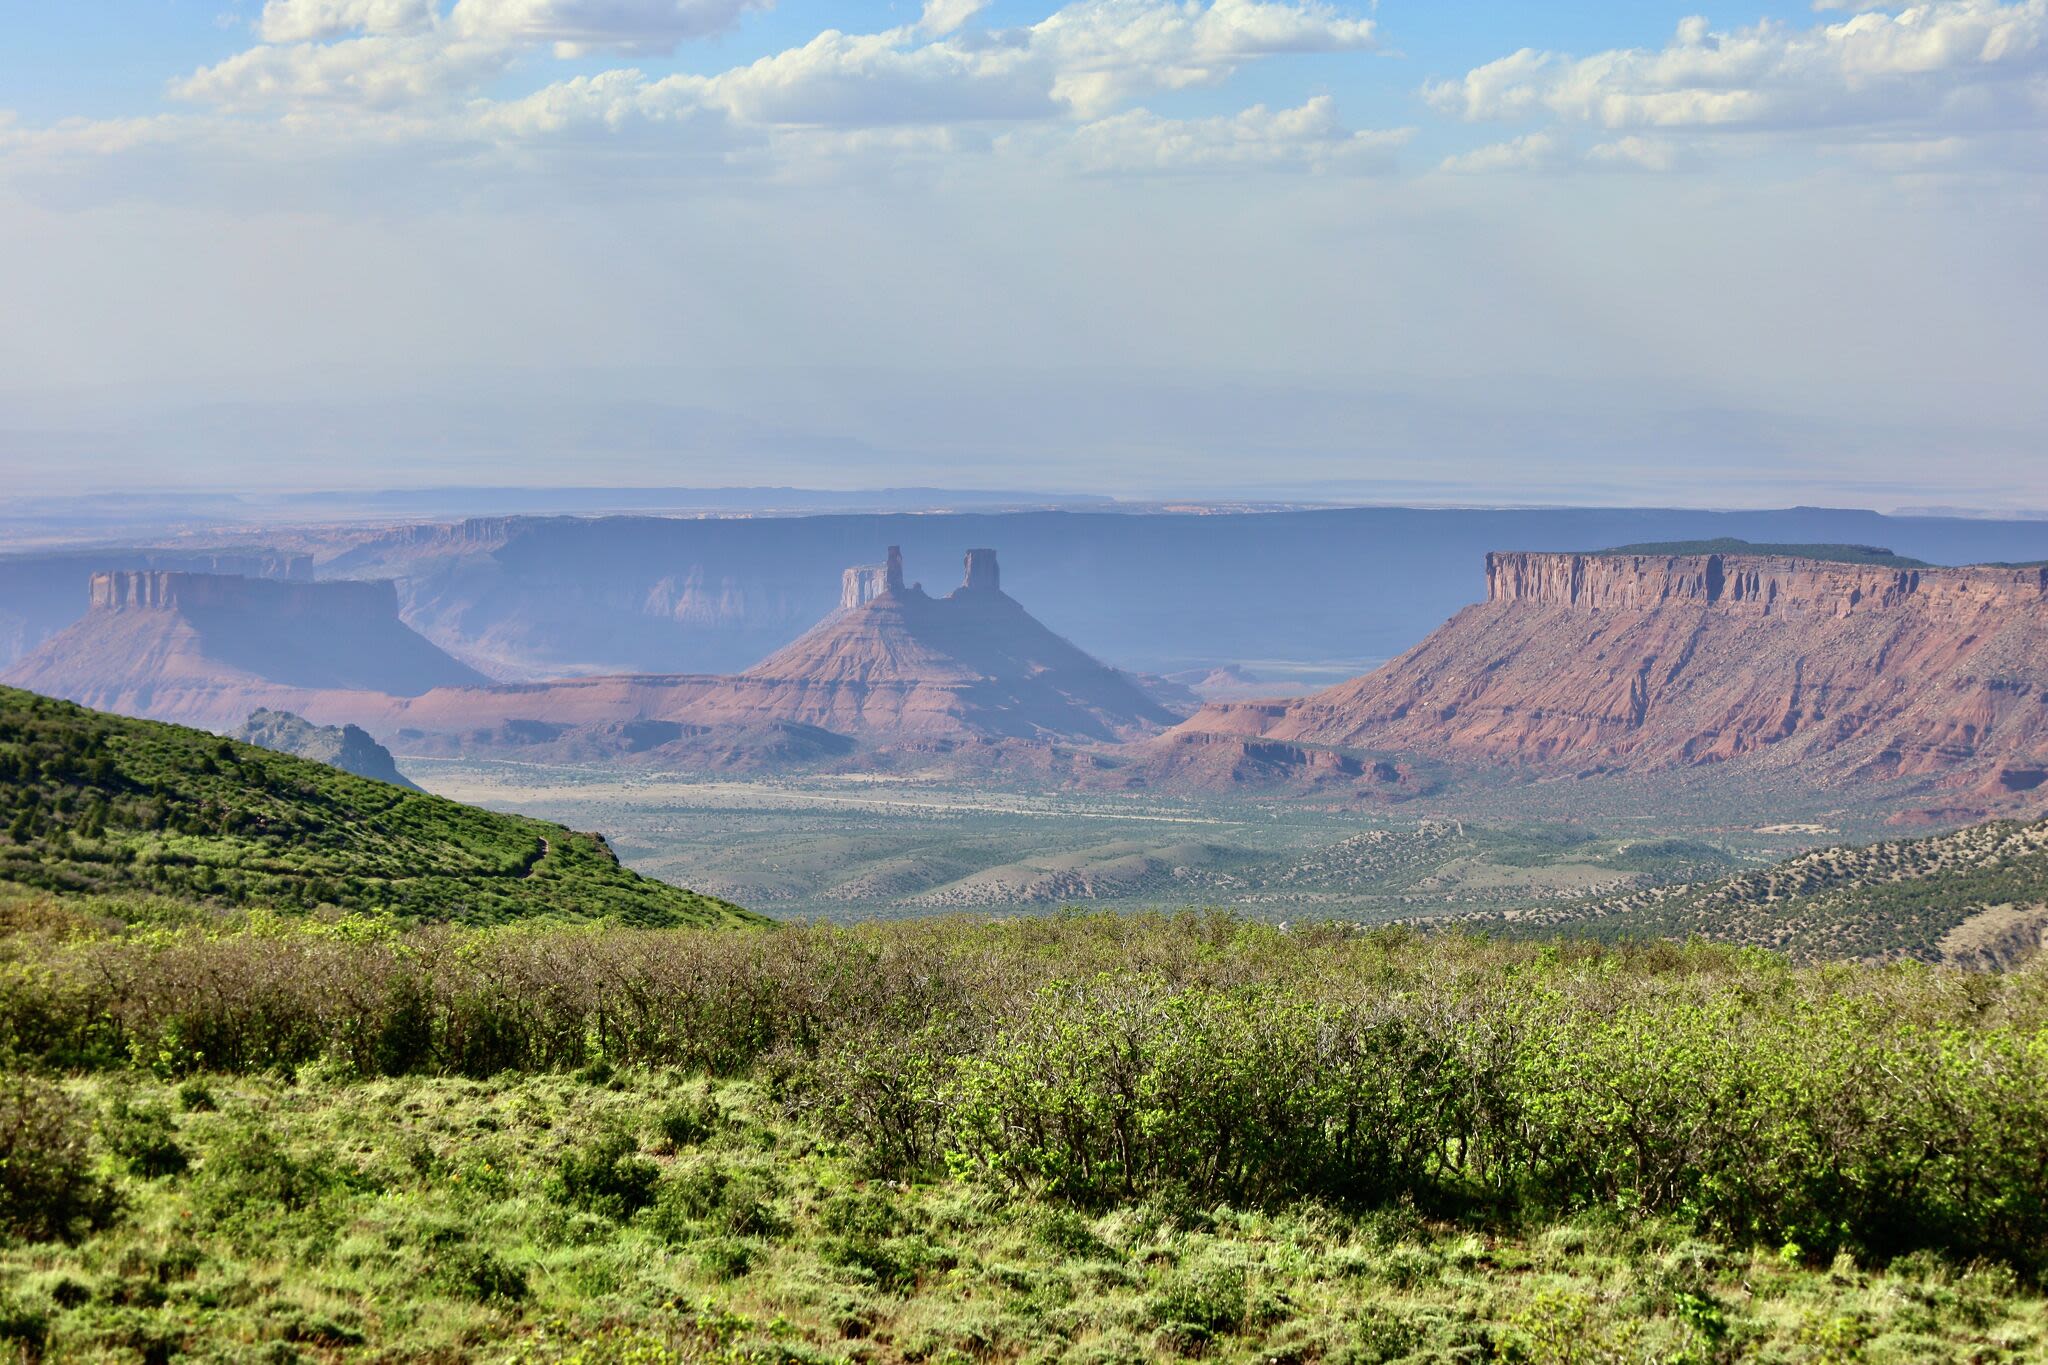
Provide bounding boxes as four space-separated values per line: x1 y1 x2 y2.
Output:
2 911 2045 1270
0 1075 117 1243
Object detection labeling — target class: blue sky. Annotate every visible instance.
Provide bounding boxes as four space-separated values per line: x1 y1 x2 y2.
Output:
0 1 2043 508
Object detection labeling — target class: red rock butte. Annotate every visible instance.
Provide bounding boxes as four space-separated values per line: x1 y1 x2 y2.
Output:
1 571 488 728
1153 550 2048 802
19 549 1177 757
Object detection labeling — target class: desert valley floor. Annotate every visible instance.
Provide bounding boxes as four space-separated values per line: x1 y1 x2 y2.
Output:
407 757 1851 923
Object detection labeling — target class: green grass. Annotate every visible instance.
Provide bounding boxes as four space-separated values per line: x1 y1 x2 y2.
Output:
0 686 755 928
3 1066 2041 1364
1591 539 1934 568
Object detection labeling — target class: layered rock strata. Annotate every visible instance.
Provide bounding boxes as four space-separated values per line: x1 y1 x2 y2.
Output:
1155 551 2048 798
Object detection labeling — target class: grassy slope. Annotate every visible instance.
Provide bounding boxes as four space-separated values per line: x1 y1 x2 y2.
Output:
0 686 756 928
7 1067 2039 1364
1471 816 2048 961
1592 539 1934 567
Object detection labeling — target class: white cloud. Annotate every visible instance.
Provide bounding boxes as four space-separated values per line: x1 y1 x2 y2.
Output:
1439 130 1570 174
1586 134 1689 171
21 0 1389 195
1428 2 2048 138
678 27 1055 127
447 0 768 56
173 34 509 112
920 0 992 38
1033 0 1377 115
259 0 437 42
1062 96 1407 173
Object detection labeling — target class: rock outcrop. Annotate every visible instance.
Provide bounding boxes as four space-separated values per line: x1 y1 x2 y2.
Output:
1 572 489 729
314 549 1178 764
1152 550 2048 803
0 549 312 670
840 546 906 612
235 708 421 789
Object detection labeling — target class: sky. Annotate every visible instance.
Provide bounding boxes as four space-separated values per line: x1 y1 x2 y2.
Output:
0 0 2043 509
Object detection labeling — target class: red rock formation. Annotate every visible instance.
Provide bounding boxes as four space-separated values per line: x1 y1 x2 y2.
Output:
1154 551 2048 799
839 546 905 612
242 549 1177 761
1 571 488 728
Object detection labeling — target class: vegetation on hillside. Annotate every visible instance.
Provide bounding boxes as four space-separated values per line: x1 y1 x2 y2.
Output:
2 904 2044 1359
0 687 752 927
1592 540 1934 567
1468 816 2048 963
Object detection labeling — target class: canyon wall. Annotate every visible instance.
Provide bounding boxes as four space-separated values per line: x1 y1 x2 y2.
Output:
1485 552 2048 618
90 570 398 618
1151 550 2048 805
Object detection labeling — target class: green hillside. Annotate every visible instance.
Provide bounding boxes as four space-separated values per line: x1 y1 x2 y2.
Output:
1471 815 2048 962
0 686 755 927
1593 538 1933 567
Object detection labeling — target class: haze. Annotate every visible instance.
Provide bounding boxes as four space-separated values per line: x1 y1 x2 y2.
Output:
1 0 2043 508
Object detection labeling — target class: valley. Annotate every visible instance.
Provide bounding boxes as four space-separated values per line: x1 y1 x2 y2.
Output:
405 758 1788 924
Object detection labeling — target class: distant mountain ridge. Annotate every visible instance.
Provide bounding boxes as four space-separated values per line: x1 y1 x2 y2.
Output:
311 506 2048 679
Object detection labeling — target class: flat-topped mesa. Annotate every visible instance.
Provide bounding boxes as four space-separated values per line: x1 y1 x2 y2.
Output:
1485 552 2048 618
90 571 402 618
961 548 1000 593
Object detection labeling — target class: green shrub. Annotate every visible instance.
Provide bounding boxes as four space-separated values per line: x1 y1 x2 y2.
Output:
654 1096 721 1151
192 1126 351 1233
431 1244 529 1304
652 1162 783 1240
549 1133 659 1220
0 1289 51 1355
0 1076 117 1243
100 1093 187 1178
1151 1257 1248 1338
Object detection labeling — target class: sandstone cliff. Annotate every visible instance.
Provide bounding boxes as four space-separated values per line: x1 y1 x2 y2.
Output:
1153 550 2048 802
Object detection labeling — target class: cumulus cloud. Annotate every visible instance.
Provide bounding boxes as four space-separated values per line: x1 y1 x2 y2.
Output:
24 0 1394 195
919 0 993 37
447 0 768 56
174 34 510 112
1062 96 1408 173
1427 1 2048 136
259 0 437 42
1440 131 1571 174
1034 0 1377 115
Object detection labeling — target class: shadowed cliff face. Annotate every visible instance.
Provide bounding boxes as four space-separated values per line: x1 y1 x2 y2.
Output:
0 571 488 727
1155 552 2048 803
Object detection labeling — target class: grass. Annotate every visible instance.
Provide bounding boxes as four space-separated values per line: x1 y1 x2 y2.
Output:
2 1066 2042 1364
0 686 754 928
